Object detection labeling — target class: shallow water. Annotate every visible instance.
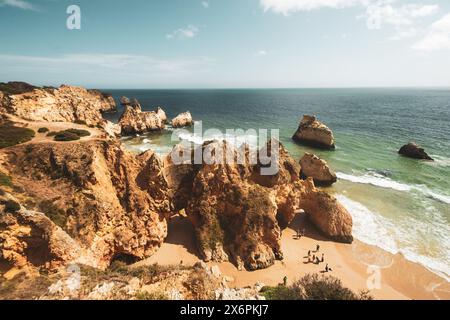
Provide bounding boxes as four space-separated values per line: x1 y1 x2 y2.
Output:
104 88 450 280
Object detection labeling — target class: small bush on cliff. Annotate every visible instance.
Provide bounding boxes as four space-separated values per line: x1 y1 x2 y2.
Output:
51 129 91 142
261 274 373 300
0 122 35 148
0 172 13 187
135 291 169 300
1 199 21 213
37 127 49 133
38 200 67 228
54 131 81 142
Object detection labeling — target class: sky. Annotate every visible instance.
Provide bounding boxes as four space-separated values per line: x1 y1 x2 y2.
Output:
1 0 450 88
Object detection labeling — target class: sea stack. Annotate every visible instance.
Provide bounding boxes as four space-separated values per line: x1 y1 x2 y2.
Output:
399 142 434 161
300 153 337 186
118 100 167 135
292 115 335 150
120 96 131 106
172 111 194 128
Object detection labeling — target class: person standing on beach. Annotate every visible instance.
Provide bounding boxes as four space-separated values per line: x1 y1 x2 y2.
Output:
321 254 324 263
316 244 320 252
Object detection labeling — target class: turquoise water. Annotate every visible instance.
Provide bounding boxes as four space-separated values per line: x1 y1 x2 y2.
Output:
105 88 450 279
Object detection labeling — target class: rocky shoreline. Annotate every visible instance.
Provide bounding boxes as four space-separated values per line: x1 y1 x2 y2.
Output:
1 82 443 300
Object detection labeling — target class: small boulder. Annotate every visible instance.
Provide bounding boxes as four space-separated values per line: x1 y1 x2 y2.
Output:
300 153 337 186
292 115 335 149
172 111 193 128
399 142 433 161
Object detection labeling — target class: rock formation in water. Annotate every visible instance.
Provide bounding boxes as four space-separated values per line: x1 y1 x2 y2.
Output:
172 111 193 128
0 82 116 127
0 140 171 275
120 96 131 106
292 115 335 149
300 153 337 186
399 142 433 161
118 102 167 135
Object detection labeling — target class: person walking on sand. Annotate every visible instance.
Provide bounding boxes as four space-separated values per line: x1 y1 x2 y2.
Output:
316 244 320 252
283 276 288 287
308 250 311 257
325 264 329 273
321 254 324 263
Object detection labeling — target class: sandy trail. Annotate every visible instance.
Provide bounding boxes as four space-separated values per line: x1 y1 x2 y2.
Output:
136 214 450 300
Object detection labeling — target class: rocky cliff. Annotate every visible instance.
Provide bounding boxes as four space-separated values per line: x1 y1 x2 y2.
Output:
300 153 337 186
0 82 116 127
162 140 353 271
0 140 171 275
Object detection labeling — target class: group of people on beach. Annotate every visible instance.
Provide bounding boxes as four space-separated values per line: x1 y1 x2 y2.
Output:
305 244 333 273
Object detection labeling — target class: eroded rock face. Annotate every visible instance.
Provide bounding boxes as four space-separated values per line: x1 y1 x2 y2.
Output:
399 143 433 161
120 96 131 106
300 179 353 243
0 83 116 127
118 104 166 135
0 193 88 278
166 140 352 271
183 141 282 270
0 140 171 272
292 115 335 149
300 153 337 186
172 111 193 128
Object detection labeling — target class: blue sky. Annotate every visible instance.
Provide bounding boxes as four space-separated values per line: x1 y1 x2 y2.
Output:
1 0 450 88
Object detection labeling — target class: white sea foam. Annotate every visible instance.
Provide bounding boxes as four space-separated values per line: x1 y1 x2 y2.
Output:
337 172 450 204
176 131 259 149
337 172 412 192
337 195 450 282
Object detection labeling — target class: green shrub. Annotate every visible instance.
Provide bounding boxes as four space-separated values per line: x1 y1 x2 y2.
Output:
54 131 80 142
38 200 67 228
37 127 49 133
64 129 91 137
0 172 13 187
1 199 21 213
50 129 91 142
135 291 169 300
261 274 373 301
0 122 35 148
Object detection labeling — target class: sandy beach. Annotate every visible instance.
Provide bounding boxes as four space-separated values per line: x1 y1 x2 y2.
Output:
136 213 450 300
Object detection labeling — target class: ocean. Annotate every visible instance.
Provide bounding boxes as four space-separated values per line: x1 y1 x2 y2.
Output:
104 88 450 280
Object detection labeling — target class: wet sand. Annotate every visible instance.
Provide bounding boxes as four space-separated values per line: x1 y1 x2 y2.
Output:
136 214 450 300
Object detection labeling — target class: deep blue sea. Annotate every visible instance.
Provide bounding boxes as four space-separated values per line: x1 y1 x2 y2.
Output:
104 88 450 279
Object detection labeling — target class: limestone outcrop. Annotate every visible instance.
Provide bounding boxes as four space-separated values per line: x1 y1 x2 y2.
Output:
399 142 433 161
0 140 171 273
172 112 193 128
0 82 116 127
300 153 337 186
118 103 166 135
292 115 335 149
300 179 353 243
164 140 353 271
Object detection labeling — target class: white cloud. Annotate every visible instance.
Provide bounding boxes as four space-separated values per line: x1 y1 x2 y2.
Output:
201 1 209 8
0 0 36 10
260 0 439 40
413 13 450 51
364 2 439 39
166 25 199 40
260 0 365 15
0 54 215 79
255 50 268 56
